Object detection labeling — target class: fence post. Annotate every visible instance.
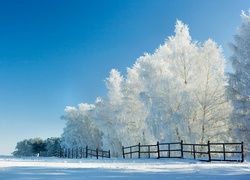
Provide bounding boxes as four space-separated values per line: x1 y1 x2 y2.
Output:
96 148 99 159
193 144 196 159
181 140 183 158
168 143 170 158
122 146 125 159
138 143 141 158
86 146 88 158
223 143 226 161
148 146 150 158
157 141 160 159
108 150 111 158
241 142 244 162
208 141 211 162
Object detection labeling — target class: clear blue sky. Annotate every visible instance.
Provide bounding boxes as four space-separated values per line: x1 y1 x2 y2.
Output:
0 0 249 155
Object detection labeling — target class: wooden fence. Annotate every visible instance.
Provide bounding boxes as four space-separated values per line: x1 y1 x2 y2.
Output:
60 146 110 159
122 141 244 162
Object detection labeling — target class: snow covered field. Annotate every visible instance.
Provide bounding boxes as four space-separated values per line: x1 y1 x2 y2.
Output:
0 156 250 179
0 156 250 180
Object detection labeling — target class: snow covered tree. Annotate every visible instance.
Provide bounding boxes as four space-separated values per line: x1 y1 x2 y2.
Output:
105 69 124 104
134 21 231 144
12 139 34 156
121 66 155 146
60 103 103 149
45 137 61 157
90 69 125 156
92 97 123 157
192 39 232 144
228 9 250 153
93 69 152 156
12 138 47 156
31 138 46 155
91 68 154 157
135 21 198 143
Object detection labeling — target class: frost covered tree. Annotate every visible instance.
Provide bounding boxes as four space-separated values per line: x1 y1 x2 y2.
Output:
228 9 250 153
92 69 153 157
60 103 103 149
45 137 61 157
91 69 125 156
12 138 52 157
192 40 232 144
121 66 155 146
134 21 231 144
135 21 198 143
31 138 46 155
92 97 123 157
12 139 34 156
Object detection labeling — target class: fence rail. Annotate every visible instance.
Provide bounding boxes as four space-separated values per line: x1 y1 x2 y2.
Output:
122 141 244 162
60 146 110 159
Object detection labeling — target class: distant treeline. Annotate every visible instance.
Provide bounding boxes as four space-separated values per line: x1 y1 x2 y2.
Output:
12 137 61 157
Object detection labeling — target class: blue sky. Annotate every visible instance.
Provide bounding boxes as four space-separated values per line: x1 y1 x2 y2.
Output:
0 0 249 155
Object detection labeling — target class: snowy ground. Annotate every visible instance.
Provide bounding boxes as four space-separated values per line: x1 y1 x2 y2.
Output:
0 156 250 179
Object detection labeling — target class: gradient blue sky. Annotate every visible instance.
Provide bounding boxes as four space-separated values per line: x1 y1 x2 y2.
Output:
0 0 249 155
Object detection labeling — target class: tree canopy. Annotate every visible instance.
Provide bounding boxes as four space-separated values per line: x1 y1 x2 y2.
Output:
12 137 61 157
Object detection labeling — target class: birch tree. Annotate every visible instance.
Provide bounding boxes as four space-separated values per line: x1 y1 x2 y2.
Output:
135 20 231 144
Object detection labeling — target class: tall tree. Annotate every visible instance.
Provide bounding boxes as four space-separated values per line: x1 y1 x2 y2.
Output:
136 21 231 144
228 9 250 153
192 39 232 144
